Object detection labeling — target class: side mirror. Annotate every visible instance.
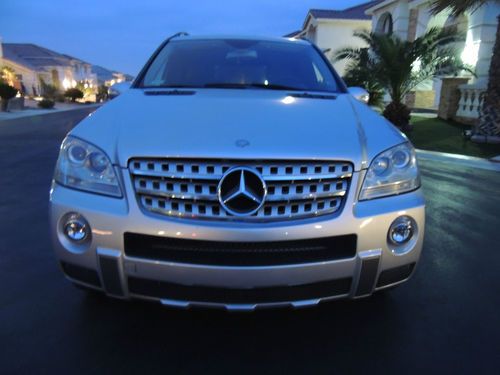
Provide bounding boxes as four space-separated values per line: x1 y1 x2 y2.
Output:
108 81 132 98
348 87 370 104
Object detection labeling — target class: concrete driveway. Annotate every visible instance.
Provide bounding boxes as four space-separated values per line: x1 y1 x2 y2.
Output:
1 109 499 374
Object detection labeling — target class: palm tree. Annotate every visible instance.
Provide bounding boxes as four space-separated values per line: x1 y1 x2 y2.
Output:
430 0 489 17
342 48 385 108
430 0 500 139
334 28 468 129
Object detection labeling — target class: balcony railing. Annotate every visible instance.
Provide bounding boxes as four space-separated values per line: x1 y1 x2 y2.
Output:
456 85 486 119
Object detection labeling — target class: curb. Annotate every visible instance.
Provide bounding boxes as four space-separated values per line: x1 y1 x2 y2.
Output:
416 149 500 172
0 104 101 122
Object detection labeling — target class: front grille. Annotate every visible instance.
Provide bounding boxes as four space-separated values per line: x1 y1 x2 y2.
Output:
129 158 353 222
124 232 357 266
127 276 353 304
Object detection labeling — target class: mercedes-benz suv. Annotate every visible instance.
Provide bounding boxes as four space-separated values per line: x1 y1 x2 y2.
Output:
50 34 425 310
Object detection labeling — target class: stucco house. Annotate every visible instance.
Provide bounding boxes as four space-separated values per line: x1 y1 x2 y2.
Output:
92 65 133 87
291 1 380 76
0 39 97 97
365 0 499 121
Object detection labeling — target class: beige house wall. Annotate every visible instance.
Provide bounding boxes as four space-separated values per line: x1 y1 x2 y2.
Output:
0 58 42 96
304 18 372 77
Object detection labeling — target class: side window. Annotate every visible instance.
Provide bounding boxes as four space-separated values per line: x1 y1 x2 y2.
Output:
143 48 171 86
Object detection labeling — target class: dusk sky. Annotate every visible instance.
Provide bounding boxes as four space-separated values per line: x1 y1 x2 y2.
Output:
0 0 368 75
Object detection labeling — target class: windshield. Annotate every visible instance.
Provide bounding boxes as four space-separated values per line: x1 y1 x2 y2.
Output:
138 39 341 93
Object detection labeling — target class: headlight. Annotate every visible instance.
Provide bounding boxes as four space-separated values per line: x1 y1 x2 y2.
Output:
54 137 122 197
359 143 420 201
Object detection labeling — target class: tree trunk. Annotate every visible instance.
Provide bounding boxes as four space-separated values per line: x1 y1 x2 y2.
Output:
477 15 500 138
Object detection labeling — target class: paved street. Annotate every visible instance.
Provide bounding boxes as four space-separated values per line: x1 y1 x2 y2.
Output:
1 109 499 374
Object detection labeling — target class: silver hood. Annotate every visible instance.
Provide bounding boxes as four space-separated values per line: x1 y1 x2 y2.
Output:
71 88 406 171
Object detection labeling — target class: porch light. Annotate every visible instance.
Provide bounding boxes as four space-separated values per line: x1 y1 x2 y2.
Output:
62 78 71 89
461 32 479 67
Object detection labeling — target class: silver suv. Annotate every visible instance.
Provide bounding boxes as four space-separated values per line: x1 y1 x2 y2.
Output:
50 35 425 310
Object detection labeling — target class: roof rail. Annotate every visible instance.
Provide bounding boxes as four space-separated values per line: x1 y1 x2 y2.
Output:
166 32 189 42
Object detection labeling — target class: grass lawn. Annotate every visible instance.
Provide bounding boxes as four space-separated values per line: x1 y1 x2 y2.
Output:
408 116 500 159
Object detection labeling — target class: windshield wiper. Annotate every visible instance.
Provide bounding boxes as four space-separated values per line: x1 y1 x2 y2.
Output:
246 83 305 91
203 83 251 89
203 82 305 91
149 84 199 89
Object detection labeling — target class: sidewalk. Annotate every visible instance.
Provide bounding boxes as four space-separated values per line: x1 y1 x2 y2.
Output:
0 99 101 121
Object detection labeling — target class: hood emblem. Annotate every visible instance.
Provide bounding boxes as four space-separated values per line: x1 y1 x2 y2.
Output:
218 167 267 216
235 139 250 148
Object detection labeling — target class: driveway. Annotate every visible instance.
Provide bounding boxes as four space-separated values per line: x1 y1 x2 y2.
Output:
1 109 499 374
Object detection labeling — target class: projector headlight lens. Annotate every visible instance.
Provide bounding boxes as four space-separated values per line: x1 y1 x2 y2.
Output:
360 143 420 201
54 137 122 197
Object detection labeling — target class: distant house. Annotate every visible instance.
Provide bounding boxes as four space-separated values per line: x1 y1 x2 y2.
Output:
289 1 380 76
0 40 97 97
91 65 133 87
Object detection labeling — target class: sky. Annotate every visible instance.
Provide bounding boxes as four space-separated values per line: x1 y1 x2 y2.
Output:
0 0 369 75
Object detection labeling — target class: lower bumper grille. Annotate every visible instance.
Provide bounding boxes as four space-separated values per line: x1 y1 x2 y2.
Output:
377 263 416 287
128 276 353 304
61 262 101 287
124 232 357 266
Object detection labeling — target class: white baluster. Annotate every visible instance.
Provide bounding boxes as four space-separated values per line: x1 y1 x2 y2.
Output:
456 88 467 117
456 86 486 119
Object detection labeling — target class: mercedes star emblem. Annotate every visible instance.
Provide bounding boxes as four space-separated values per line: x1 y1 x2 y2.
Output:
217 167 267 216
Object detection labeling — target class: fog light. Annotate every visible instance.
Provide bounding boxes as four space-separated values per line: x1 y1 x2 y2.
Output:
63 214 90 242
388 216 415 245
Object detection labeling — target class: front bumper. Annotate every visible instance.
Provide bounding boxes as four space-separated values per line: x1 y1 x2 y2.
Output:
49 170 425 311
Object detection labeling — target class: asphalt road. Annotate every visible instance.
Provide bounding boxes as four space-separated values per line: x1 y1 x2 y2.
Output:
1 109 499 374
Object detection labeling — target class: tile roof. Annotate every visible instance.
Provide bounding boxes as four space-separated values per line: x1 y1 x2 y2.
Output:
2 43 73 70
309 0 383 21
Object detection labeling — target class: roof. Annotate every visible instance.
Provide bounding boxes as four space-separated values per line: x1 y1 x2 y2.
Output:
61 53 91 65
308 0 383 22
365 0 399 14
92 65 133 83
169 34 311 45
2 43 74 70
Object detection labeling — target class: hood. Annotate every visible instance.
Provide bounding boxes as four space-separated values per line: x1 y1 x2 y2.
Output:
71 88 406 171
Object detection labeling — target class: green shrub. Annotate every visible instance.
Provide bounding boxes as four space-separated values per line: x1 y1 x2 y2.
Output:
40 79 59 100
55 93 66 103
38 99 55 109
64 88 84 102
0 83 18 111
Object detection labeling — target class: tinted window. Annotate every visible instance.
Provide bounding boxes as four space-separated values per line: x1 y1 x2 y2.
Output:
140 39 340 92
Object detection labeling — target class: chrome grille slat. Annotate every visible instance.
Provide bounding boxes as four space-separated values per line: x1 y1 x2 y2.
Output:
130 159 352 222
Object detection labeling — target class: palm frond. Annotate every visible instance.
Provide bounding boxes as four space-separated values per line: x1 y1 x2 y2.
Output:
429 0 488 17
332 47 363 62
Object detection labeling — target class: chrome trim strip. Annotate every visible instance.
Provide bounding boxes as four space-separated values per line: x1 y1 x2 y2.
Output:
353 249 382 298
96 248 121 258
135 187 347 202
157 294 349 311
130 169 352 181
96 248 127 298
